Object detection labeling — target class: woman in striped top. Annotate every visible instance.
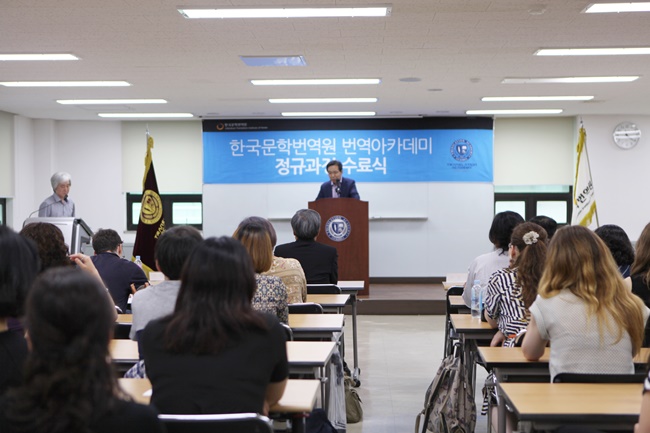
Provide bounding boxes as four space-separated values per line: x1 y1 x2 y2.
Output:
484 222 548 347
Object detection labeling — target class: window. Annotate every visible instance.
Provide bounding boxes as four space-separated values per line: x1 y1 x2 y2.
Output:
0 198 5 226
126 193 202 231
494 186 572 225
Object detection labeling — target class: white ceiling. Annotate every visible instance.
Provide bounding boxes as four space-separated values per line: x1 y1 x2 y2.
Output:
1 0 649 121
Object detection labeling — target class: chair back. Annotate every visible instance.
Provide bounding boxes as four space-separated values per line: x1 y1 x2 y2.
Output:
113 323 131 339
289 302 324 314
158 413 273 433
306 284 341 294
552 372 645 383
280 322 293 341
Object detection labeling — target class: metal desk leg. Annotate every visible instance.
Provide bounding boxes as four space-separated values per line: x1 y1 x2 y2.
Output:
291 414 307 433
496 370 506 433
351 293 360 383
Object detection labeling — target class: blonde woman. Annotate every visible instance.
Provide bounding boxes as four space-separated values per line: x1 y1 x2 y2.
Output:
522 225 648 381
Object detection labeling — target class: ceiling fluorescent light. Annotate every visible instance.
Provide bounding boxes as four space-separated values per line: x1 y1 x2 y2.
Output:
481 96 594 102
0 81 130 87
466 109 563 115
282 111 376 117
241 56 306 66
97 113 193 118
0 54 78 61
179 6 391 19
585 2 650 13
502 76 639 84
270 98 378 103
536 48 650 56
252 78 380 86
57 99 167 105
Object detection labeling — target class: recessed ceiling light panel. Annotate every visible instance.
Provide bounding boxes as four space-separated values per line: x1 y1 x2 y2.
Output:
97 113 193 118
0 53 79 61
281 111 376 117
269 98 377 103
466 109 563 115
502 76 639 84
252 78 380 86
0 81 130 87
240 56 307 66
481 96 594 102
585 2 650 13
57 99 167 105
536 48 650 56
179 6 391 19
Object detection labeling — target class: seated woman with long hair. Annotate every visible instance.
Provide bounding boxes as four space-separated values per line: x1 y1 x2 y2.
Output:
0 268 163 433
242 216 307 304
233 219 289 323
522 225 649 381
0 226 40 394
141 236 288 415
484 222 548 347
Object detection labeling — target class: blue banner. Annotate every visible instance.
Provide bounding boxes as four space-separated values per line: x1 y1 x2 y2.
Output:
203 120 493 184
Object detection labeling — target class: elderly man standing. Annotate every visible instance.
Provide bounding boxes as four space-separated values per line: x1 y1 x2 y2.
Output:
38 172 75 217
275 209 338 284
91 229 148 313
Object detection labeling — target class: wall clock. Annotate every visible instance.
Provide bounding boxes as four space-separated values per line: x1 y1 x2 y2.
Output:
613 121 641 149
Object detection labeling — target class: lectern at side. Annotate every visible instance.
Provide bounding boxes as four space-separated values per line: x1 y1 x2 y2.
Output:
308 198 369 296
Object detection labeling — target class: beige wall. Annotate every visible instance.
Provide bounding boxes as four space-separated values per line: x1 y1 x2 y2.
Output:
494 117 575 186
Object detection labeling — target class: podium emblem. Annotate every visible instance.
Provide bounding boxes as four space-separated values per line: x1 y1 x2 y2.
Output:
325 215 351 242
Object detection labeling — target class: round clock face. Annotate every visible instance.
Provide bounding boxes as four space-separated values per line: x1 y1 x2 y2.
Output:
613 121 641 149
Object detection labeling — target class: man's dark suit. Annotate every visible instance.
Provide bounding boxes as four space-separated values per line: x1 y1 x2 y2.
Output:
274 240 338 284
316 177 360 200
91 252 148 312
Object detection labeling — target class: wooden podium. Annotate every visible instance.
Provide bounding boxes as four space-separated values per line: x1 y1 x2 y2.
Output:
308 198 369 296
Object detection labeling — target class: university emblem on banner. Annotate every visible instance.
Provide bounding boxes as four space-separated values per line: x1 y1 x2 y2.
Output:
140 190 163 225
450 139 473 162
325 215 351 242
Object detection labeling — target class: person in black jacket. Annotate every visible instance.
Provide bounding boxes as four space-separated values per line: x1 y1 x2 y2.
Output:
316 160 360 200
274 209 338 284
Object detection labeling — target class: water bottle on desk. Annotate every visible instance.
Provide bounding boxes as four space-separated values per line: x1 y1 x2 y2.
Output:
470 279 482 318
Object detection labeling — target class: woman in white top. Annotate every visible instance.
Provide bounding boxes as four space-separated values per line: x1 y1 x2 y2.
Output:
462 211 524 307
522 225 648 382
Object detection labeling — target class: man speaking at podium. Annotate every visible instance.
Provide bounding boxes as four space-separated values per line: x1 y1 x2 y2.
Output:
316 160 360 200
38 172 75 217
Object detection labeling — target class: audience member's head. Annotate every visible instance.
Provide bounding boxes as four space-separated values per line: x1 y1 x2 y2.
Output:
5 267 122 430
509 222 548 308
632 222 650 281
233 218 274 273
539 225 645 352
595 224 635 273
0 226 40 319
238 216 278 247
154 226 203 280
528 215 558 240
92 228 122 254
165 236 266 354
488 211 524 250
291 209 321 241
20 222 71 272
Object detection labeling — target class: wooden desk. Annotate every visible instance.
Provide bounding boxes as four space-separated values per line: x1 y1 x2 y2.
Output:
499 382 642 433
443 281 465 291
118 378 319 433
116 314 132 324
110 339 336 375
337 280 363 382
110 339 139 364
448 295 466 309
479 346 650 433
306 294 350 313
288 314 344 340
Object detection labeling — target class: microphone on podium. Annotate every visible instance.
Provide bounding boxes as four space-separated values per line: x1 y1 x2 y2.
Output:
27 198 64 218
